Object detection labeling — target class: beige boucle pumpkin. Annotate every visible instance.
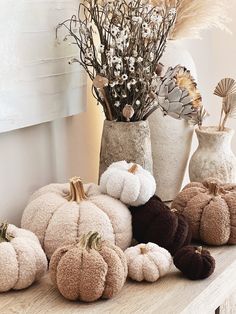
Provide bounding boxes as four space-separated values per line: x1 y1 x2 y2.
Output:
124 243 172 282
21 177 132 258
49 232 127 302
0 223 47 292
172 178 236 245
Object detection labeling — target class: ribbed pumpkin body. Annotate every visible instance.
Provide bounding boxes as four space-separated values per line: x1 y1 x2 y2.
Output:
174 246 215 280
130 195 191 255
172 179 236 245
49 233 127 302
0 224 47 292
22 179 132 259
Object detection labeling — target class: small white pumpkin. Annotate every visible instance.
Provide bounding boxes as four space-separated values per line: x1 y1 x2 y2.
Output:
0 223 47 292
22 177 132 258
124 243 172 282
100 161 156 206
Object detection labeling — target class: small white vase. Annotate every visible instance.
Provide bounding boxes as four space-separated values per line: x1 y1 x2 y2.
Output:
189 126 236 183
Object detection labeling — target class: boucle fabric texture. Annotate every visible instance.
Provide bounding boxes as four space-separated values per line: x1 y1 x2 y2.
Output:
21 182 132 259
49 239 127 302
130 195 192 255
174 246 215 280
100 161 156 206
125 243 172 282
0 224 47 292
172 178 236 245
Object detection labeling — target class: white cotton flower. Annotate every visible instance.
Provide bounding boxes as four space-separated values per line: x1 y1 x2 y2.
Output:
129 57 135 65
114 101 120 107
115 64 122 70
112 56 118 63
142 22 148 29
169 8 177 15
137 57 143 63
129 66 135 72
114 70 121 77
111 26 119 36
87 51 93 59
136 100 141 105
122 74 128 81
142 27 152 38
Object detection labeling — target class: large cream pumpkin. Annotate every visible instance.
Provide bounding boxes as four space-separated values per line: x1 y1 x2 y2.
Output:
21 177 132 258
100 161 156 206
0 223 47 292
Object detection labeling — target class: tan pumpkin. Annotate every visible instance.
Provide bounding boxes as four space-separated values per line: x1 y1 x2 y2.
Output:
49 232 127 302
124 243 172 282
172 178 236 245
21 177 132 259
0 223 47 292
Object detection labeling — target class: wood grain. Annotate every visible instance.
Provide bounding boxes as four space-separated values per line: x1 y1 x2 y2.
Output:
0 246 236 314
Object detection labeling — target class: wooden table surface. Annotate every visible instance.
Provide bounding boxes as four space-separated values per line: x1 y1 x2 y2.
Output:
0 245 236 314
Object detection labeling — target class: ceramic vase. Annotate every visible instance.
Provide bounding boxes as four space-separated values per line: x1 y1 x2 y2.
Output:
149 40 196 201
99 120 153 178
189 126 236 183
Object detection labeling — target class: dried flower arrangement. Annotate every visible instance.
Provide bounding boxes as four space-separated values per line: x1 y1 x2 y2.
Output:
56 0 201 122
153 0 230 40
214 78 236 131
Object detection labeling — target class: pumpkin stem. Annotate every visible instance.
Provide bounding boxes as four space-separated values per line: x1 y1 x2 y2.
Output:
195 246 203 254
66 177 87 203
128 164 138 174
0 223 14 243
171 208 178 214
79 232 102 251
207 182 225 196
140 245 148 254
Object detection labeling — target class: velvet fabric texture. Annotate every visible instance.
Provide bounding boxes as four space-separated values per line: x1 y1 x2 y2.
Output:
49 235 127 302
172 178 236 245
174 246 215 280
130 195 192 255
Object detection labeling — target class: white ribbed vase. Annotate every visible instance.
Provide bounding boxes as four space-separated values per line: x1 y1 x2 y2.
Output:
189 127 236 183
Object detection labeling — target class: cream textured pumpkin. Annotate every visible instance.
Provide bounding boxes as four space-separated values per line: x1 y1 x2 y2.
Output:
0 223 47 292
100 161 156 206
21 177 132 258
124 243 172 282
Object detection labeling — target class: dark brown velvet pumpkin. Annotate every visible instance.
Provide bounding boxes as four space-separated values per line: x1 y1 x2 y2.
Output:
174 246 215 280
130 195 192 255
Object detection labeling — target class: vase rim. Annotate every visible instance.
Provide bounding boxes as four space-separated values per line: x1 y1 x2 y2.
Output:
196 126 234 135
104 120 149 125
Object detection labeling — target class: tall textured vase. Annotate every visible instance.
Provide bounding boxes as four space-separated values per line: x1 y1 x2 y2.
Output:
189 127 236 183
99 120 153 178
149 40 196 201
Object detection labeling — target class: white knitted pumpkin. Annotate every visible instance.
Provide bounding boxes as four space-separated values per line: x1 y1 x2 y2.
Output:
124 243 172 282
21 177 132 259
0 223 47 292
100 161 156 206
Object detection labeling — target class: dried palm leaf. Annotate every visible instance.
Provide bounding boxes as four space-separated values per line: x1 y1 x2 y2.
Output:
152 0 231 39
224 93 236 118
214 78 236 98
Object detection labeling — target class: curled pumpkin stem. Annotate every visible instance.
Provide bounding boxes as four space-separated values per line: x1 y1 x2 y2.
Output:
66 177 87 203
0 223 14 243
207 182 226 196
78 232 102 251
140 245 148 255
195 246 203 254
128 164 138 174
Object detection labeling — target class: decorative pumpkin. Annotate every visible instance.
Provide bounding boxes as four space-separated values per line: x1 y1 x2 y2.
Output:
124 243 172 282
49 232 127 302
0 223 47 292
21 177 132 259
130 195 192 255
174 246 215 280
172 178 236 245
100 161 156 206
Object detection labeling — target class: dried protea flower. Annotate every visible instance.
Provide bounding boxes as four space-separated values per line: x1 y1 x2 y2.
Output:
156 65 202 120
122 105 135 122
